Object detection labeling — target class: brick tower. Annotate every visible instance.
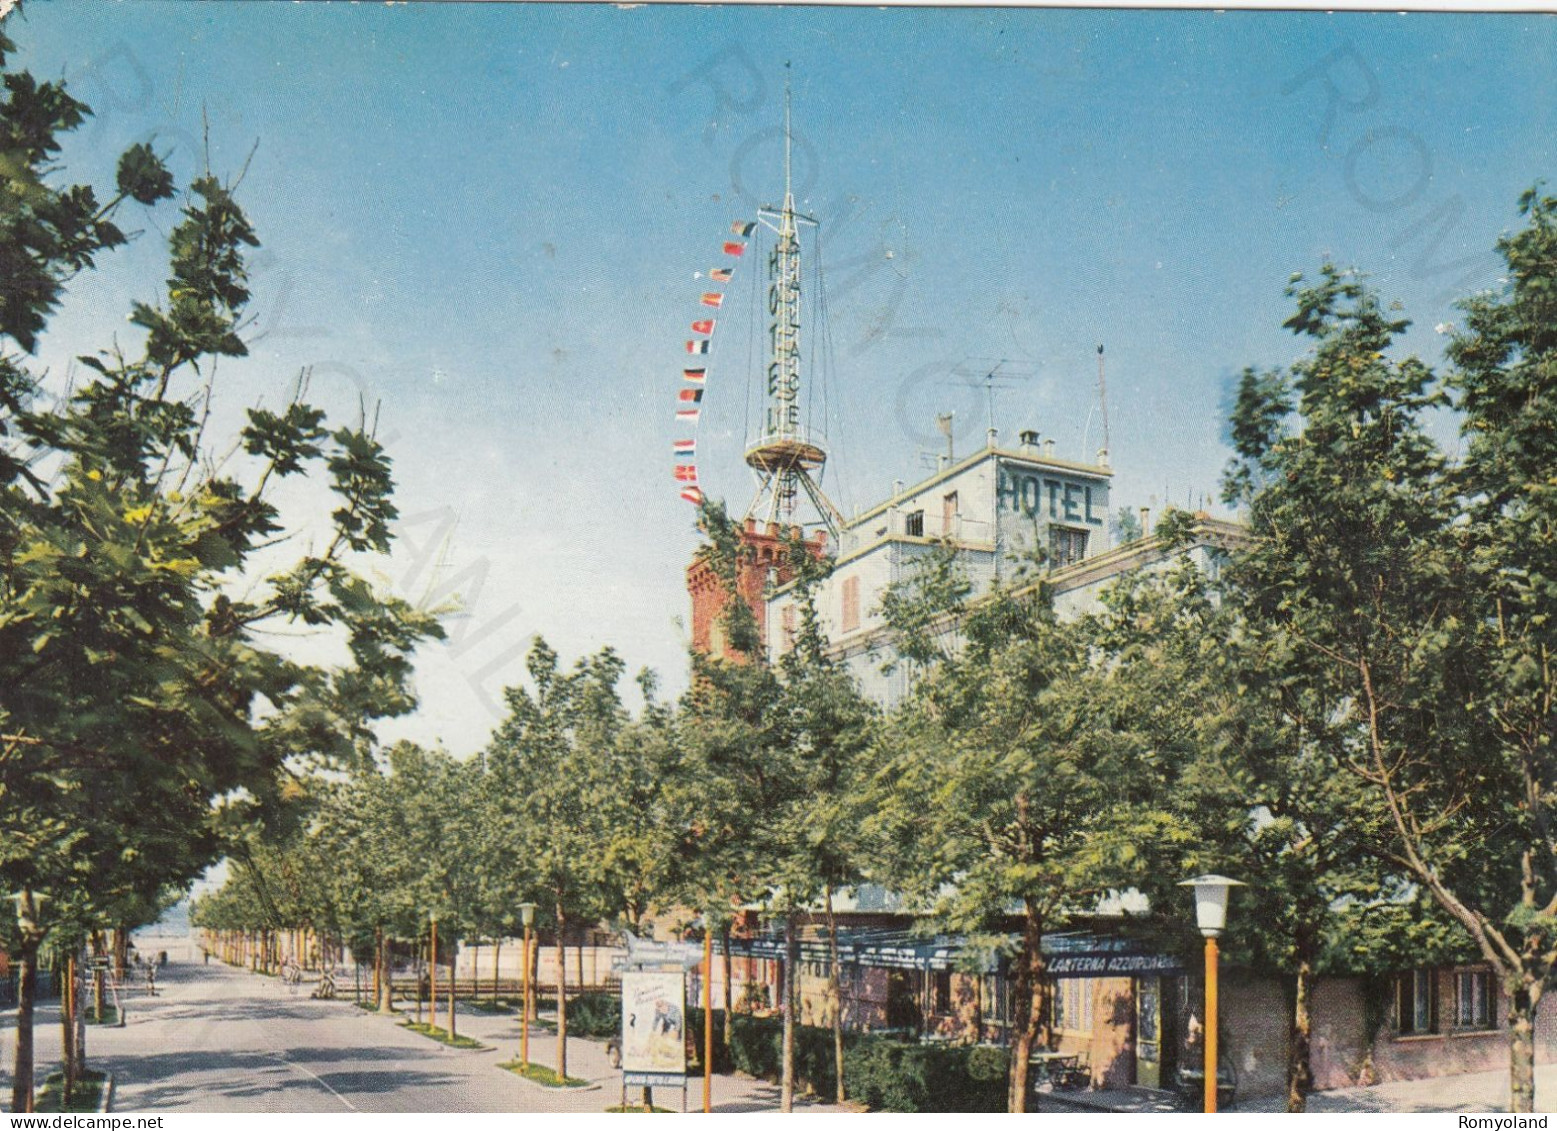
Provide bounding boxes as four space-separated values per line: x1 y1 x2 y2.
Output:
687 518 826 662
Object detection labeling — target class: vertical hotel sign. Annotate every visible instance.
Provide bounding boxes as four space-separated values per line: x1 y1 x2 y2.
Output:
621 970 687 1087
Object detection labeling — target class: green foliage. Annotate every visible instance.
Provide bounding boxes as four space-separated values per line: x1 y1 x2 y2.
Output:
562 991 619 1038
1221 223 1557 1111
498 1062 590 1088
0 35 440 975
876 540 973 670
1110 506 1142 545
722 1016 1006 1112
400 1021 487 1050
34 1070 105 1114
872 561 1193 1108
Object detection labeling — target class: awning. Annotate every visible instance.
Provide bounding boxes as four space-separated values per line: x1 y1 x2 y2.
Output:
726 927 1182 978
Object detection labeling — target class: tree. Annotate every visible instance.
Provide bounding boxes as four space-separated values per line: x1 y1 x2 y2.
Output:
665 504 798 1081
873 557 1177 1112
1222 256 1557 1112
768 534 876 1105
1111 551 1392 1111
1434 186 1557 1111
669 504 873 1111
0 29 438 1107
485 639 626 1080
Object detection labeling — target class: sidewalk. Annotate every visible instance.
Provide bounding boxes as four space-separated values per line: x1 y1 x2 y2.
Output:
392 990 846 1112
3 957 849 1113
1038 1064 1557 1114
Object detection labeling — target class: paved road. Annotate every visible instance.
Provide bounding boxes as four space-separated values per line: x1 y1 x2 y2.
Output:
3 953 844 1113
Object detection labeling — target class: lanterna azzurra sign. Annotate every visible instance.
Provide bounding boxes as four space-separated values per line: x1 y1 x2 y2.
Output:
997 465 1106 526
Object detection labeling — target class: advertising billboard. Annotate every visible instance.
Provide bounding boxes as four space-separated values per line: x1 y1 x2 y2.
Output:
620 969 687 1086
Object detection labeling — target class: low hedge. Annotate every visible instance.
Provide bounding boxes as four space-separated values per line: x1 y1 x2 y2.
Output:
846 1037 1008 1113
561 991 620 1038
722 1015 1008 1113
542 993 1007 1112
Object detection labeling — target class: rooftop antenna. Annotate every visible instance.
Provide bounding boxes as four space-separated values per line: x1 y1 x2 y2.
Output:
936 411 955 462
962 358 1029 447
741 64 845 538
1096 343 1111 460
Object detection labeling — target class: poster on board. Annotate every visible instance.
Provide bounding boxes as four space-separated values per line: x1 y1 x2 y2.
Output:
620 969 687 1085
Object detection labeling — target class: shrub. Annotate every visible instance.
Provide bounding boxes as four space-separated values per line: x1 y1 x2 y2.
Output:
723 1015 1007 1112
564 991 620 1038
684 1007 733 1073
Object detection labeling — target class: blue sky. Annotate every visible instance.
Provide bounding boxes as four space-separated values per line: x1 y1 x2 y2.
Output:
10 3 1556 755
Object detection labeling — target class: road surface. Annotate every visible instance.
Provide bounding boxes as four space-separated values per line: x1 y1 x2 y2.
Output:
2 949 842 1113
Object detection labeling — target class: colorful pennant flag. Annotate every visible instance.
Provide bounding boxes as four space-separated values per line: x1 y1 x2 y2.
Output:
686 340 711 354
680 485 705 505
722 241 746 257
731 221 756 237
674 439 696 457
683 368 706 384
674 465 699 483
678 388 704 403
710 267 733 283
700 293 724 308
676 408 701 422
691 318 715 335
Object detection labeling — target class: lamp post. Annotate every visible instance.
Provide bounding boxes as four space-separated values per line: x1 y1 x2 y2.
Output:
9 890 49 1114
1179 876 1243 1114
519 902 537 1069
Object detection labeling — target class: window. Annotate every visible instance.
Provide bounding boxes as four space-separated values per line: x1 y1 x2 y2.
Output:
781 605 797 652
904 509 924 537
1050 977 1095 1034
1456 970 1495 1030
1049 527 1088 568
942 492 959 536
841 576 860 633
934 970 952 1015
1396 969 1439 1035
981 973 1010 1027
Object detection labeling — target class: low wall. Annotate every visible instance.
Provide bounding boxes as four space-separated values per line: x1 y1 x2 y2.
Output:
1226 970 1557 1098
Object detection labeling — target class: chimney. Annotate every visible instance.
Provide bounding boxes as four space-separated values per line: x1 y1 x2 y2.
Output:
987 427 998 449
1043 438 1056 459
1096 447 1110 468
1018 429 1039 454
1139 506 1151 538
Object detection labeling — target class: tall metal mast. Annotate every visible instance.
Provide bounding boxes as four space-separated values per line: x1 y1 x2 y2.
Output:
742 72 844 539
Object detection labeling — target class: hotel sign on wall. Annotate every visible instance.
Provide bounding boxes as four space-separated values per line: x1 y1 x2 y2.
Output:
997 463 1106 527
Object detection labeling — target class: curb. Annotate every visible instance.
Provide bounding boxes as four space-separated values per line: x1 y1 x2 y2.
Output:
497 1065 603 1093
99 1074 115 1113
397 1021 493 1053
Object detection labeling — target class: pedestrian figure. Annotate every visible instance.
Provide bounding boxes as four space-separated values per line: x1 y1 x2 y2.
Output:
145 963 157 997
312 967 337 1000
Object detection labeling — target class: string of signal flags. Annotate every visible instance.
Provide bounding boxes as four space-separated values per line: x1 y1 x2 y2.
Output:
673 220 756 506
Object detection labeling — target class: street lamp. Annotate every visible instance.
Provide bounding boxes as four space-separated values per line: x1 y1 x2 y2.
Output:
1179 875 1243 1114
519 902 537 1069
